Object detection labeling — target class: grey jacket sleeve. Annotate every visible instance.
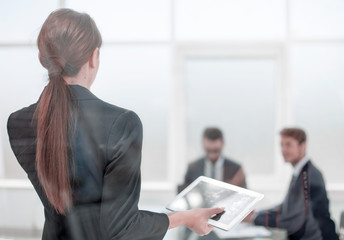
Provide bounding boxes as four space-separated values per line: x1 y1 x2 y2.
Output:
100 111 169 240
254 192 306 233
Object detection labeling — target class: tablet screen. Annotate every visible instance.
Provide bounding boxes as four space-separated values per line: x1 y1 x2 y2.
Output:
166 176 263 231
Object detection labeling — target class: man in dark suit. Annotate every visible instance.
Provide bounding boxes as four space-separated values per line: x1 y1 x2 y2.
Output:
247 128 339 240
179 127 246 193
178 127 247 240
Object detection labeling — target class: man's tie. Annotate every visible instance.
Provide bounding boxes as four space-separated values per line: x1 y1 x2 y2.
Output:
289 175 297 190
211 163 216 179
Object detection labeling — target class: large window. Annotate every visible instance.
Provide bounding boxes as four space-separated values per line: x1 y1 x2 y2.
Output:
1 1 344 233
1 0 344 187
184 57 277 175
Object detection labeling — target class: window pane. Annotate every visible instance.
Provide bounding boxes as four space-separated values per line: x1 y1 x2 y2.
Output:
291 44 344 183
291 0 344 39
0 0 59 43
66 0 171 41
92 45 171 182
0 47 46 178
175 0 285 41
184 58 277 175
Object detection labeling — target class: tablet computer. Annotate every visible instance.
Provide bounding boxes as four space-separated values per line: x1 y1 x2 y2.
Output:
166 176 264 231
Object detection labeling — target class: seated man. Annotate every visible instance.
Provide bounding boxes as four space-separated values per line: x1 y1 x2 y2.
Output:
179 127 246 193
247 128 338 240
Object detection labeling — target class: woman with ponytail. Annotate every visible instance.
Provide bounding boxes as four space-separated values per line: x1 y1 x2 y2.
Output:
7 8 223 240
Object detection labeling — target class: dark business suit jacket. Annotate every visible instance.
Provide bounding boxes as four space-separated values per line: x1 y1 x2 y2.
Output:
7 85 169 240
178 157 247 193
254 161 338 240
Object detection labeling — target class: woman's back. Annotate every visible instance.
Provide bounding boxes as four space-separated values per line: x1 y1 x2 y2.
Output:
8 84 169 239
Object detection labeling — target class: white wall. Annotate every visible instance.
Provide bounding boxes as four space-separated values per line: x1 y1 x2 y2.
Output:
1 0 344 237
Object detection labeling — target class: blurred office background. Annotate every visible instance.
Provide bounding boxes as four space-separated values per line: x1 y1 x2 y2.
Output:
0 0 344 239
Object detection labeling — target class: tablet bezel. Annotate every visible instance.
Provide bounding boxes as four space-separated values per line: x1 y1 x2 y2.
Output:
166 176 264 231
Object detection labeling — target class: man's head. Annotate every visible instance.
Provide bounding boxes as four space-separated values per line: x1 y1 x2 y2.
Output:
202 127 224 163
280 128 307 167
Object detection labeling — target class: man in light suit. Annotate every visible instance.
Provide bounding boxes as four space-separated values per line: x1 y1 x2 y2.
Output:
247 128 339 240
178 127 246 193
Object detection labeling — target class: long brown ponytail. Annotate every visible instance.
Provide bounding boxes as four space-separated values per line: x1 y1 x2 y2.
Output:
35 9 102 214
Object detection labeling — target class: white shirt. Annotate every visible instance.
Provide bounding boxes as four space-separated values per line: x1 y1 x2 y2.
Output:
204 156 224 181
293 156 310 177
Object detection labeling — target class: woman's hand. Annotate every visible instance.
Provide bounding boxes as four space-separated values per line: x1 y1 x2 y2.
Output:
167 207 225 236
185 207 225 235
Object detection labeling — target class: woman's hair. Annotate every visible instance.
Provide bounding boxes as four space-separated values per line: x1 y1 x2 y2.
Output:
35 8 102 214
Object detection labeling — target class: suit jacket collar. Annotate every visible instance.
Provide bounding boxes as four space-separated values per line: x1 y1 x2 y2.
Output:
293 156 310 177
69 84 99 101
201 157 230 178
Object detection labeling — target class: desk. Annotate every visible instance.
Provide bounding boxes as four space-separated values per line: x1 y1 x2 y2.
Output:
199 229 287 240
181 223 287 240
